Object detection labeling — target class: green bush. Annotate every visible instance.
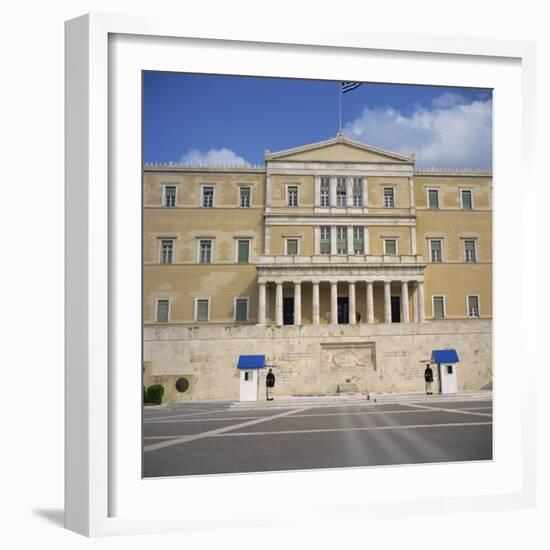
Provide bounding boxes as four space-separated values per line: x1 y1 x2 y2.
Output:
143 386 147 404
145 384 164 405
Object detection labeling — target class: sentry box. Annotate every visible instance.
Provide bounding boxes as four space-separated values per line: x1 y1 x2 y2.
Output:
237 355 266 402
431 349 460 394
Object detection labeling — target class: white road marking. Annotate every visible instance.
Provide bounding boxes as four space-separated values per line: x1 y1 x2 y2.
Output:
214 421 493 437
143 409 230 421
402 402 493 418
143 406 312 453
145 415 265 424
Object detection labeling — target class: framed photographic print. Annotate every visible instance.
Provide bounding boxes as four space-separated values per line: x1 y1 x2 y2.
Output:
65 13 536 537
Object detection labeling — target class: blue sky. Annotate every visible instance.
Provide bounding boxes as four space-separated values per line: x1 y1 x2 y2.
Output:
143 72 492 169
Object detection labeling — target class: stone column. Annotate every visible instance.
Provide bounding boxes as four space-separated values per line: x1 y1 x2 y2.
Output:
349 281 356 324
410 226 417 255
409 175 414 213
314 176 320 207
264 225 271 254
347 225 354 255
363 177 368 210
346 177 353 207
384 281 392 323
416 281 425 323
366 281 374 324
294 281 302 326
258 282 266 326
401 281 409 323
412 282 418 322
330 177 337 208
312 282 320 325
330 225 337 256
275 282 283 326
330 281 338 325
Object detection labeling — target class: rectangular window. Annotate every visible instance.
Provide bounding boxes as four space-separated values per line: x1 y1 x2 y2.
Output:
235 298 248 321
428 189 439 209
286 239 298 255
353 226 364 254
237 239 250 263
352 178 363 207
336 226 347 255
430 240 442 263
461 189 473 209
156 299 170 322
384 239 397 255
160 239 174 264
320 177 331 207
239 187 251 208
196 299 209 322
202 186 214 208
287 186 299 207
164 185 176 207
320 226 331 254
199 240 212 264
383 187 395 208
433 296 445 319
468 295 480 317
464 239 477 262
336 177 347 207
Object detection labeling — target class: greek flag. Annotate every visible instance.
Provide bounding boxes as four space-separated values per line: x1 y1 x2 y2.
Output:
342 82 361 93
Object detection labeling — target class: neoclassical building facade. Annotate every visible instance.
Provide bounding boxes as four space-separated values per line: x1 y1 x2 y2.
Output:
143 134 492 401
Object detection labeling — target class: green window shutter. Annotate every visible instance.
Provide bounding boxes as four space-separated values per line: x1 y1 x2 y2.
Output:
385 240 396 255
462 190 472 209
320 240 331 254
157 300 169 322
287 240 298 255
236 299 248 321
197 300 209 322
433 297 444 319
238 240 249 263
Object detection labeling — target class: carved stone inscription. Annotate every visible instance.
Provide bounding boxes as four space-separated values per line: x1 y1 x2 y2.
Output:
321 342 376 372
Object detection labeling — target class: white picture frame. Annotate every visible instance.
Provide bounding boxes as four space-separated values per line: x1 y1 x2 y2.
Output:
65 13 536 537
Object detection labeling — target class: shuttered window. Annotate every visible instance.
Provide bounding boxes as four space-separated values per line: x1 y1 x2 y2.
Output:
235 298 248 321
196 300 209 322
384 239 397 255
464 240 476 262
430 240 442 263
353 226 364 254
428 189 439 209
461 189 472 209
336 226 347 255
286 239 298 255
320 226 331 254
433 296 445 319
164 186 176 207
468 296 480 317
156 300 170 322
237 240 250 263
352 178 363 207
320 177 331 207
336 178 347 206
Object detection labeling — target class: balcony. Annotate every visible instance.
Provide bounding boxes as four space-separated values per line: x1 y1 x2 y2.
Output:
258 254 425 266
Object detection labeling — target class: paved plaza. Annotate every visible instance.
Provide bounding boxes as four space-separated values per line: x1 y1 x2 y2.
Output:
143 396 493 478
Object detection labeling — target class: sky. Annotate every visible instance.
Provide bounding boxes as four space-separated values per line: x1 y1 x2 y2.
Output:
143 72 493 169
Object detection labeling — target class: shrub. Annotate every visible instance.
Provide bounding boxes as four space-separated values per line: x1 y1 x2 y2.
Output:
146 384 164 405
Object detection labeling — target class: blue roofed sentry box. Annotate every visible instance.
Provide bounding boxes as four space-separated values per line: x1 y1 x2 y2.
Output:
431 349 460 364
237 355 266 369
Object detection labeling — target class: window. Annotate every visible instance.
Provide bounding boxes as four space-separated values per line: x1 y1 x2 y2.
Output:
199 240 212 264
287 185 299 207
196 299 209 322
464 239 477 262
468 295 480 317
202 186 214 208
235 298 249 321
336 226 347 255
430 240 442 263
320 226 331 254
433 296 445 319
237 239 250 263
428 189 439 209
336 177 347 207
160 239 174 264
352 178 363 207
239 187 251 208
320 177 331 207
156 299 170 322
353 226 364 254
286 239 298 255
461 189 473 209
383 187 395 208
163 185 176 207
384 239 397 255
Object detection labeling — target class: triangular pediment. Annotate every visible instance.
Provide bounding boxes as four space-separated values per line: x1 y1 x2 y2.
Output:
265 134 414 164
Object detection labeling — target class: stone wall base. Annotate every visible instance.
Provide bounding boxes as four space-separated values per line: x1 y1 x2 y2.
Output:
143 320 492 403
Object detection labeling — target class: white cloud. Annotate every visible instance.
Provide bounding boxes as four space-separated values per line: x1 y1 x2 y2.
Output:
179 147 251 166
344 96 492 169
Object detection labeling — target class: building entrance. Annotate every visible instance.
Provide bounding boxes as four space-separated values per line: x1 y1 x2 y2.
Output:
283 297 294 325
391 296 401 323
337 297 349 324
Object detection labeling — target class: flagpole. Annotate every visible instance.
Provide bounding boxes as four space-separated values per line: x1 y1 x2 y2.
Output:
338 83 342 133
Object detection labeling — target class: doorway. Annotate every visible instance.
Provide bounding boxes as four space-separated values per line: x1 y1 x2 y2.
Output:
337 297 349 324
391 296 401 323
283 297 294 325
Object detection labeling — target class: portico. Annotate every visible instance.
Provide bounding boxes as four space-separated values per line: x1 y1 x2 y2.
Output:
257 255 426 326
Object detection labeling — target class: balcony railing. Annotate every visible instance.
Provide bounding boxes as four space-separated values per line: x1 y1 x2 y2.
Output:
258 254 425 265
